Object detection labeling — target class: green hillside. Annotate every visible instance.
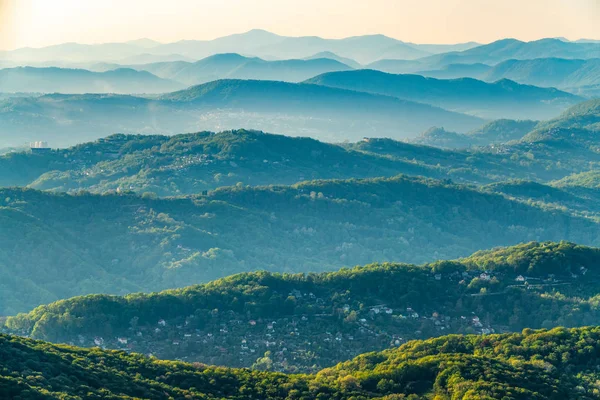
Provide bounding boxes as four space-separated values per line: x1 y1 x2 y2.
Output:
2 326 600 399
470 99 600 173
535 98 600 132
408 120 538 149
0 130 442 194
1 129 563 195
2 175 600 315
6 241 600 373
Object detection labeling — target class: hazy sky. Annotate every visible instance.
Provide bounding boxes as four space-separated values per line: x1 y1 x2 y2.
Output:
1 0 599 50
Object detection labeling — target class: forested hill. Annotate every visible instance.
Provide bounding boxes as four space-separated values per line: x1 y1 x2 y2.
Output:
0 130 466 193
0 128 584 195
2 326 600 399
6 241 600 373
3 176 600 315
408 119 538 149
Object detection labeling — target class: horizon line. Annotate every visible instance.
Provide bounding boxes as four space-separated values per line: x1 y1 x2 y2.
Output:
2 28 599 52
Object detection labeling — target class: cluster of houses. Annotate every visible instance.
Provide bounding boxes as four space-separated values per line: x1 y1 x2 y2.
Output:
158 154 214 173
65 286 505 373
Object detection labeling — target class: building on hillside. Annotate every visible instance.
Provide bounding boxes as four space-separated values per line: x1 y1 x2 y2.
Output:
30 141 51 154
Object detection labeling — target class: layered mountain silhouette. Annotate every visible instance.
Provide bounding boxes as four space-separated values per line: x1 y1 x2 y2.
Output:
0 79 484 146
0 66 184 93
306 69 582 119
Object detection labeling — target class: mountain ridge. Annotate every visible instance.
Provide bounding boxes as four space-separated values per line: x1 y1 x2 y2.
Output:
306 69 582 119
1 174 599 315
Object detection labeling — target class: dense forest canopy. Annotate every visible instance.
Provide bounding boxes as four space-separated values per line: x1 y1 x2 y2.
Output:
2 326 600 399
5 241 600 373
3 174 600 315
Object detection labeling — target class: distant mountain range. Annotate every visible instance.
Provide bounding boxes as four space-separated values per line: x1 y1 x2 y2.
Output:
91 53 355 85
368 38 600 74
2 33 598 78
304 51 362 68
0 79 484 147
306 69 582 119
416 38 600 70
0 66 184 94
0 29 481 65
419 58 600 97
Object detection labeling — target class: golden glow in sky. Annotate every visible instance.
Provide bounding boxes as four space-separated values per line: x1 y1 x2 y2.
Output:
0 0 599 50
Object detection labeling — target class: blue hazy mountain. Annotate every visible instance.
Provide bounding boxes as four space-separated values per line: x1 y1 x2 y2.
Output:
0 30 480 66
483 58 600 96
304 51 362 68
4 33 597 69
305 69 582 119
115 52 194 64
0 66 185 94
368 39 600 75
0 79 484 147
413 58 600 98
92 53 353 85
420 38 600 67
418 63 493 79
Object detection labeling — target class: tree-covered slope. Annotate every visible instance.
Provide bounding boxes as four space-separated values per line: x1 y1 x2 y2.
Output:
2 326 600 399
533 98 600 132
0 130 557 195
6 241 600 374
471 99 600 173
1 177 600 316
0 131 444 194
408 120 538 149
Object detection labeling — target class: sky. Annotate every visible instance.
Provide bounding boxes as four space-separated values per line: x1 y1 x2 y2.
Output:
0 0 599 50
